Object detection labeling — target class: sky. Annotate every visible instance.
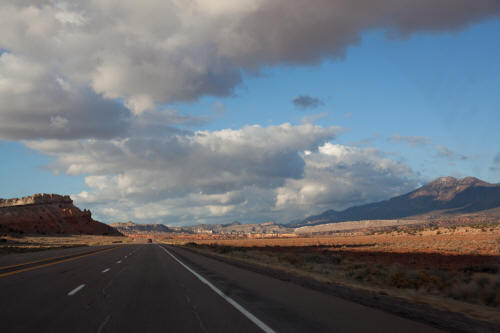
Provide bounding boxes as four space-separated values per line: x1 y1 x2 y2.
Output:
0 1 499 226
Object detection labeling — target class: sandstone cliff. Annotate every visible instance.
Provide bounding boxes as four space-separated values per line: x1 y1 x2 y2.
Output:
0 193 72 208
0 193 122 235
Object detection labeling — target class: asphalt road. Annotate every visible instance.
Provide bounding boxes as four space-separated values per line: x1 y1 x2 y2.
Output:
0 243 443 333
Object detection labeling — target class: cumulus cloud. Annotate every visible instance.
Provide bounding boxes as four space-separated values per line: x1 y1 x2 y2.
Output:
26 124 419 224
275 144 418 218
1 1 499 137
391 134 431 146
0 53 129 140
293 95 324 110
0 51 207 140
26 123 337 223
27 123 338 195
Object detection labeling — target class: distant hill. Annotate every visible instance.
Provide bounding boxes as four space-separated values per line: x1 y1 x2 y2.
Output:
292 177 500 227
179 221 242 234
112 220 293 235
181 221 293 234
110 221 174 235
0 194 122 235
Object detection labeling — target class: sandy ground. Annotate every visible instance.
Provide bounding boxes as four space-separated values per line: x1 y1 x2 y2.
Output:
0 234 133 255
173 224 500 256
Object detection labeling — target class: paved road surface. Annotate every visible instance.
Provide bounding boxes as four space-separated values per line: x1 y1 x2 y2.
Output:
0 244 443 332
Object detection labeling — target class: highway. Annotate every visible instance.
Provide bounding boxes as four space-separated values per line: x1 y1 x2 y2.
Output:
0 244 443 333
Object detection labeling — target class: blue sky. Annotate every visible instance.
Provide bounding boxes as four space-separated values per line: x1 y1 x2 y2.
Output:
0 2 499 224
0 141 87 198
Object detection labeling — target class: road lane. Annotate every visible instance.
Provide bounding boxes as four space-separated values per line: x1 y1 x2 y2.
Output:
0 244 262 333
0 245 115 268
0 243 448 332
0 245 139 332
0 246 120 277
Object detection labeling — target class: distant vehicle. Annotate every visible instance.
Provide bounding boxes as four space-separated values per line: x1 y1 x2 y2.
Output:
147 238 152 243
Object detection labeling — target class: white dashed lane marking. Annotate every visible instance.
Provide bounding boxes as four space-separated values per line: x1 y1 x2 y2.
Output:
102 268 110 273
67 284 85 296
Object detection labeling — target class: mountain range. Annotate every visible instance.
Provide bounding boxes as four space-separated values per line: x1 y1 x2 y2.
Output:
291 176 500 227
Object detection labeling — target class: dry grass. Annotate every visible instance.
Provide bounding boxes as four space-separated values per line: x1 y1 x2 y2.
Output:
170 224 500 256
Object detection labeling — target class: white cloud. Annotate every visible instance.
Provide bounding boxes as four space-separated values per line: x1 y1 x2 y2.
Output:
275 144 418 217
26 124 419 225
124 95 156 116
0 53 129 140
49 115 68 129
1 1 499 139
54 3 86 26
0 53 44 94
391 133 431 146
28 123 338 191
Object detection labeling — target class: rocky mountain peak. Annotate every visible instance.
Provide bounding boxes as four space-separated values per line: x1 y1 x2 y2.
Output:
412 176 489 201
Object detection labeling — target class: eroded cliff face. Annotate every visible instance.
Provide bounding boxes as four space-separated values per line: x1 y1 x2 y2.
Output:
0 194 73 208
0 194 122 235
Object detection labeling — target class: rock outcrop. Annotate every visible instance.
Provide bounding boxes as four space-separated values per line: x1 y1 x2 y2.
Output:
110 221 174 235
0 193 122 235
0 194 73 208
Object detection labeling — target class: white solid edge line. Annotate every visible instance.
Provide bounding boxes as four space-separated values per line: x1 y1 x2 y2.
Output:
102 268 110 273
67 284 85 296
158 245 275 333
